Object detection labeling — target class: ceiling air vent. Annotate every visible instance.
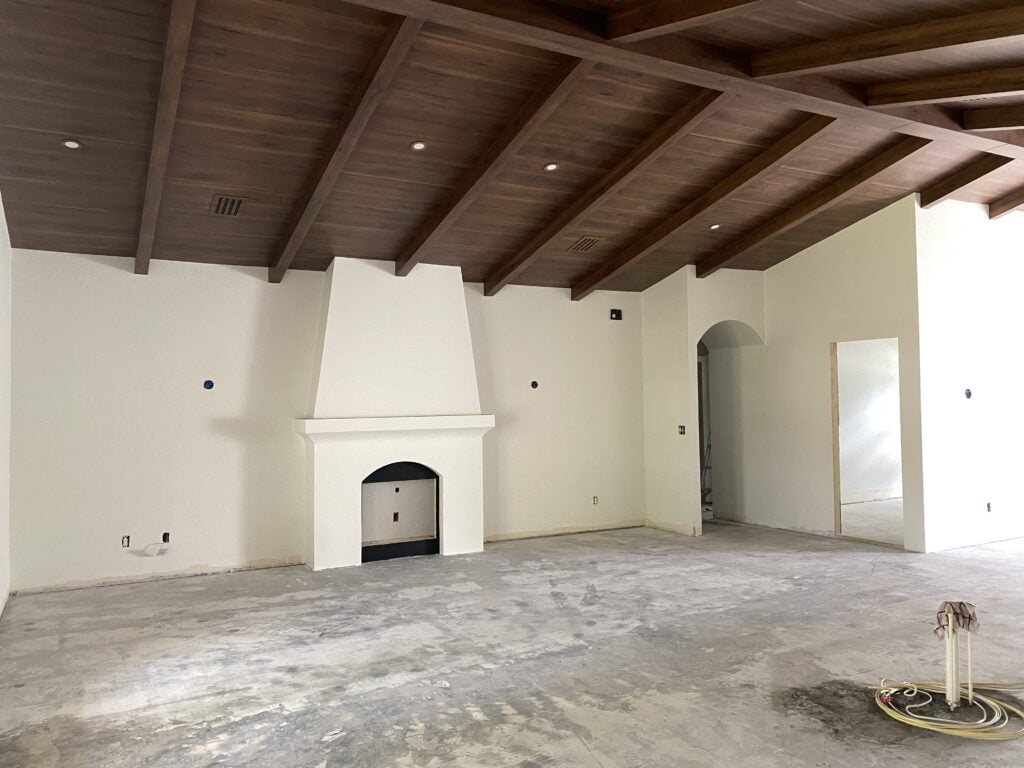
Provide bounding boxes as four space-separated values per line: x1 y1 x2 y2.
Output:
568 235 602 253
209 194 245 217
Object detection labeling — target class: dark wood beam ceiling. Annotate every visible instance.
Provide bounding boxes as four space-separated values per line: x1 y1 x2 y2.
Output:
134 0 197 276
989 186 1024 220
572 113 836 299
6 0 1024 297
269 16 422 284
605 0 766 43
332 0 1024 160
394 57 594 278
484 88 726 296
751 7 1024 79
919 155 1014 209
868 66 1024 109
962 105 1024 134
695 136 931 278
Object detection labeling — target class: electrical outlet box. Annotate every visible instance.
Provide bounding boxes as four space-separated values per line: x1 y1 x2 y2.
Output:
610 309 622 320
162 532 170 544
593 496 599 505
986 502 992 512
121 535 130 548
678 425 685 435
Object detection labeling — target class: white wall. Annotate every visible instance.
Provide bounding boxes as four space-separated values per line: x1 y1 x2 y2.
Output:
11 252 324 590
916 201 1024 551
314 259 480 418
837 338 903 503
707 196 926 550
641 266 765 536
0 194 11 615
13 195 1016 589
465 285 645 539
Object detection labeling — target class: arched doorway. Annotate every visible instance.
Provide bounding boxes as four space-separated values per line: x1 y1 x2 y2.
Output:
696 320 765 524
361 462 440 563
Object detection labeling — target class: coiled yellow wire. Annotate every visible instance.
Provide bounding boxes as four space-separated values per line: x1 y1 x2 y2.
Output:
871 681 1024 740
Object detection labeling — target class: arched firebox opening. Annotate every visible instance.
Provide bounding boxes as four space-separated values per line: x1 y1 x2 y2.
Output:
361 462 440 563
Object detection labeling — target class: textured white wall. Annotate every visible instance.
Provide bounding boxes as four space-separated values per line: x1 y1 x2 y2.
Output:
640 266 765 537
0 194 11 614
641 271 691 534
20 194 1012 587
314 259 480 418
707 196 925 549
11 252 324 590
916 201 1024 551
465 284 645 539
837 338 903 502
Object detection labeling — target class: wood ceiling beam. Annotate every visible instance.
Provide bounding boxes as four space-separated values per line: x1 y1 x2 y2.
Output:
606 0 767 43
919 155 1014 209
989 186 1024 220
394 57 594 278
751 7 1024 79
134 0 197 276
695 136 931 278
484 89 727 296
867 66 1024 108
962 104 1024 133
571 113 836 300
332 0 1023 161
269 17 422 283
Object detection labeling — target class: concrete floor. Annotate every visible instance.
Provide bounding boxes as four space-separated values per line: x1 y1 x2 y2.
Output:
841 498 904 547
2 523 1024 767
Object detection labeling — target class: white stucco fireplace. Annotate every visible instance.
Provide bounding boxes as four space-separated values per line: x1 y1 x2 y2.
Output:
297 415 494 569
297 258 495 570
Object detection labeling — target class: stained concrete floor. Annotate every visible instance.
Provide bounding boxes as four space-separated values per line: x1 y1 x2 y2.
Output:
3 523 1024 767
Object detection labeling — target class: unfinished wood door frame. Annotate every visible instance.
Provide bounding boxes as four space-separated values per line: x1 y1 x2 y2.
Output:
830 341 843 536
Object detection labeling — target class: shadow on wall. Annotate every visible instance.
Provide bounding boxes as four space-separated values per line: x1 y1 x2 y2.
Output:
698 319 765 527
207 286 312 568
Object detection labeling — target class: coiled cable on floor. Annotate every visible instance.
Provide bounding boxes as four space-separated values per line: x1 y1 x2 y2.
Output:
871 680 1024 740
870 602 1024 739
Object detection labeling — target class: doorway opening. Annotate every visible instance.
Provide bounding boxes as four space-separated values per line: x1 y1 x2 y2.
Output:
830 339 904 548
361 462 440 563
696 319 765 525
698 341 713 520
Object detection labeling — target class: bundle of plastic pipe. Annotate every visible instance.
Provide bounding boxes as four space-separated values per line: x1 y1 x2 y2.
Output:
871 602 1024 740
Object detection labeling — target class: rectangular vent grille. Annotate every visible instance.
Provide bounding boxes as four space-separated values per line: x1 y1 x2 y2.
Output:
209 194 245 217
568 235 602 252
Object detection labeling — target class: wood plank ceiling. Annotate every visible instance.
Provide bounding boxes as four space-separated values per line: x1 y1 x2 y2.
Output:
1 0 1024 296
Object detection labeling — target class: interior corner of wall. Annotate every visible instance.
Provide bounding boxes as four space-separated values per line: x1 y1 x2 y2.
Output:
308 263 336 416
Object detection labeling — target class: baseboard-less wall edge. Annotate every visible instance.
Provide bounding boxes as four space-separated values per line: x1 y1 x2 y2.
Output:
836 533 905 551
713 514 834 540
0 591 7 620
645 520 699 536
485 519 646 543
840 489 902 505
11 556 305 596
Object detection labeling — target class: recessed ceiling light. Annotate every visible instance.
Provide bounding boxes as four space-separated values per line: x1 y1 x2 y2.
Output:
709 224 721 230
410 141 427 151
62 139 81 150
544 162 559 172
